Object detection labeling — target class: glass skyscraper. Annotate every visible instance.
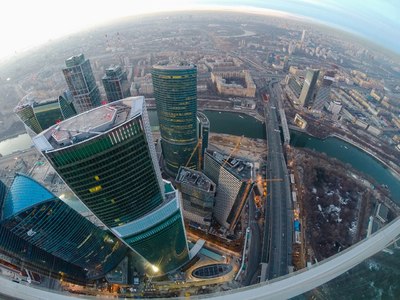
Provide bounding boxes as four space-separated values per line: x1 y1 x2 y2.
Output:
14 92 77 135
151 64 198 176
33 96 189 274
102 65 131 102
62 54 101 113
298 69 320 108
0 174 127 279
203 150 253 231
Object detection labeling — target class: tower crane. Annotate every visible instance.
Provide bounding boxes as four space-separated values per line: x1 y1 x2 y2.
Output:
221 135 244 169
185 139 202 170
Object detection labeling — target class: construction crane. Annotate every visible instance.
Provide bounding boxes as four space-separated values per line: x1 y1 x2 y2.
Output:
185 139 202 169
221 135 244 169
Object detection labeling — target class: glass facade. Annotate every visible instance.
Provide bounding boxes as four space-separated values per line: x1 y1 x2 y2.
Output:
1 174 127 279
0 225 87 284
299 69 320 108
15 93 77 135
58 90 77 119
34 97 189 275
203 151 252 231
102 65 131 102
151 64 198 176
123 210 188 274
197 112 210 169
45 117 163 228
176 167 215 228
33 100 64 130
14 103 42 134
62 54 101 113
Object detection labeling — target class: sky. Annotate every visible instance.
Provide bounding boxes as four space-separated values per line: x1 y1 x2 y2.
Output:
0 0 399 60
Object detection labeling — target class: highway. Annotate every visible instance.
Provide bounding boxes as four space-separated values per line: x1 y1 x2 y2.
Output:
262 80 293 280
243 195 262 285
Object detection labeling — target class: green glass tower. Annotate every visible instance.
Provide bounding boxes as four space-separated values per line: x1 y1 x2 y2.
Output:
151 64 198 177
14 93 77 135
33 97 189 275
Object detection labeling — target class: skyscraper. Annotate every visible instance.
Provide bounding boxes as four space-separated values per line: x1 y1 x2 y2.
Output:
33 97 189 274
62 54 101 113
151 64 198 176
298 69 320 108
197 112 210 170
203 150 253 231
0 174 127 279
176 167 215 230
102 65 131 102
14 92 77 135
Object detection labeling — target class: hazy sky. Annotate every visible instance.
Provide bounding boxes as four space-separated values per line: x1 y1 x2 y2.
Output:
0 0 398 59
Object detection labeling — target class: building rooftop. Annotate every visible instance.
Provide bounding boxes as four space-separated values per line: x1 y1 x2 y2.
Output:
65 54 85 67
33 97 145 151
14 94 59 112
197 111 210 126
104 65 123 78
176 167 216 193
152 63 196 71
207 149 252 180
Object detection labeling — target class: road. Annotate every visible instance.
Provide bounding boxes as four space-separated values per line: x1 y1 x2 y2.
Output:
262 80 293 280
243 196 262 285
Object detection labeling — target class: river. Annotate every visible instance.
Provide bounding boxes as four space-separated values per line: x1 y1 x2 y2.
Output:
1 110 398 202
0 134 32 156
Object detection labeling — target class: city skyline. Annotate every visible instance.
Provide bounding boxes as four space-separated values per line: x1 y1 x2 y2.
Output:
0 1 399 62
0 7 399 299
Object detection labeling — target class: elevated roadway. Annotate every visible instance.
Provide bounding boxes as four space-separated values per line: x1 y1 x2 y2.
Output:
262 92 292 279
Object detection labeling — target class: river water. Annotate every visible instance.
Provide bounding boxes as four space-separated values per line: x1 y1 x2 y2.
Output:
0 134 32 156
1 111 398 202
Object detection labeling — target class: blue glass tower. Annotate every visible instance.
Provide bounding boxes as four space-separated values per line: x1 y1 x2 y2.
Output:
0 174 127 279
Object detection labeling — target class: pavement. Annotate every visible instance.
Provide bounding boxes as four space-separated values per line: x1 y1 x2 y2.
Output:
262 81 293 280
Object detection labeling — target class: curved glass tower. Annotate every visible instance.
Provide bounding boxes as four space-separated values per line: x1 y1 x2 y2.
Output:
0 174 127 279
14 93 77 135
151 64 198 176
33 97 189 274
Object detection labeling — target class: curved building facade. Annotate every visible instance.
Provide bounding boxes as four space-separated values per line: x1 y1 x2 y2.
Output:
0 174 127 279
33 97 189 274
15 93 77 135
151 64 198 176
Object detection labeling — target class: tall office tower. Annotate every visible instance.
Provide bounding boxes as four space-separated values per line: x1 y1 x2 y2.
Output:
33 97 189 274
58 90 77 119
62 54 101 113
176 167 216 230
203 150 253 231
14 93 77 135
196 112 210 170
0 174 127 279
298 69 320 108
102 65 131 102
151 64 198 177
301 29 306 43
